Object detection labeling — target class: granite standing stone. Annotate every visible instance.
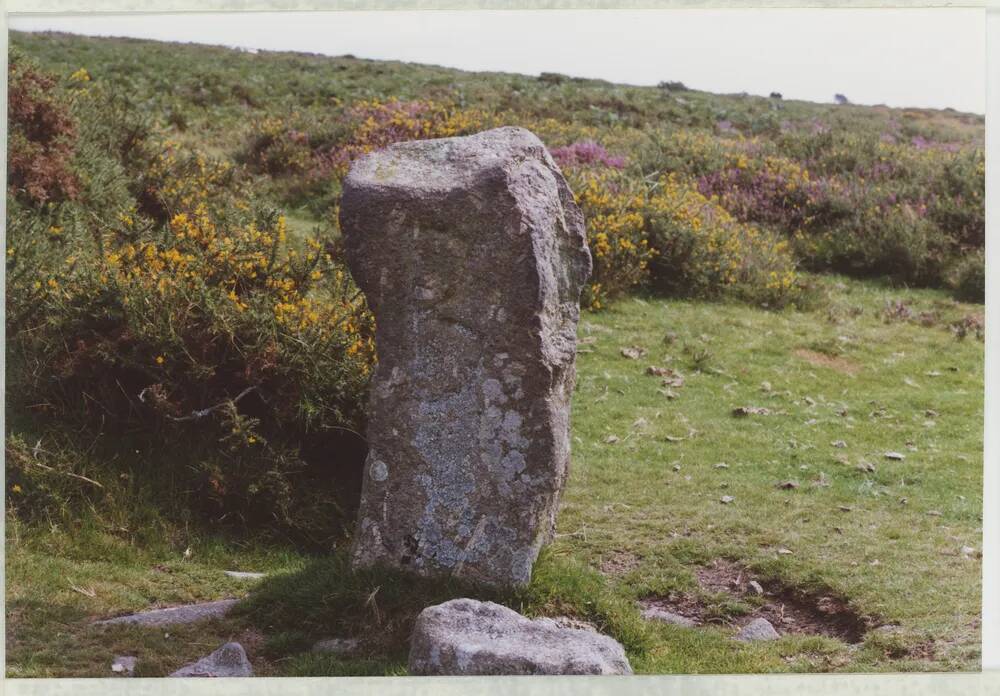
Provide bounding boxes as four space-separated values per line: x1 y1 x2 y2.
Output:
341 127 591 587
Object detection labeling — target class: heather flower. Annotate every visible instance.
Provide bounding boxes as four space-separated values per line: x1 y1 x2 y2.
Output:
550 140 626 170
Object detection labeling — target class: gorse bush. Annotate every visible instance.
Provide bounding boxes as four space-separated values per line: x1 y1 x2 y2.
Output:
7 59 375 545
564 160 803 309
568 168 654 309
7 49 81 204
646 174 800 307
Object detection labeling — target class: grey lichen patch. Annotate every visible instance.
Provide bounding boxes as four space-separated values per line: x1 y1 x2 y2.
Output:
341 127 591 588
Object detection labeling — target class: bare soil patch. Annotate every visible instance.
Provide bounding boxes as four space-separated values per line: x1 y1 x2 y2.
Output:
599 550 641 577
793 348 861 376
638 559 873 643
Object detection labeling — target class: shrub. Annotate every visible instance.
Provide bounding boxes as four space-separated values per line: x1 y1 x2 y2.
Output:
7 50 80 205
951 250 985 304
7 134 375 544
645 174 801 307
316 98 486 177
567 168 655 309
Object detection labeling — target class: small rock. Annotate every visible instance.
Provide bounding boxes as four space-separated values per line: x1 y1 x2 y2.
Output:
831 440 847 448
111 656 137 677
776 480 799 490
94 599 238 627
884 451 906 461
748 580 764 595
621 346 646 360
640 606 696 627
312 638 360 654
224 571 266 580
169 642 253 678
735 618 780 642
408 599 632 675
714 463 730 469
732 406 770 417
777 548 793 555
720 495 735 504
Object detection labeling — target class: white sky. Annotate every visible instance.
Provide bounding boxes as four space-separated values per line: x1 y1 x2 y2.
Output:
9 9 987 114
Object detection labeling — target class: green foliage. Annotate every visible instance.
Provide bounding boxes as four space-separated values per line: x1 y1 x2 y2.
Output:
950 250 985 304
7 56 375 547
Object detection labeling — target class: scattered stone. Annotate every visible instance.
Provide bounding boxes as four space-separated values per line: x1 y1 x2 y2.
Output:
661 372 685 388
224 571 266 580
732 406 770 417
961 546 980 559
341 127 592 588
760 381 772 392
884 451 906 460
720 495 735 504
312 638 360 655
777 548 793 555
94 599 238 627
621 346 645 360
408 599 632 675
169 642 253 678
640 606 696 627
831 440 847 448
735 618 780 642
776 480 799 490
111 656 137 676
748 580 765 595
646 366 671 376
715 463 730 470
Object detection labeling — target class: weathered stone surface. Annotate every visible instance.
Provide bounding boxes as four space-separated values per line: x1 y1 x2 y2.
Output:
224 570 266 580
640 606 697 627
341 127 591 587
408 598 632 675
169 642 253 678
735 617 781 642
111 655 137 676
94 599 238 627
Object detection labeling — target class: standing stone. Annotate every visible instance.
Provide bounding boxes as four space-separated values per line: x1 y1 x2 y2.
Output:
341 127 591 587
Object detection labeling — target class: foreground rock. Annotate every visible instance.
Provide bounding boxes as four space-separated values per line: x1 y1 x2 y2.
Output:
169 642 253 678
224 570 266 580
735 617 781 642
408 598 632 675
341 127 592 587
111 656 137 676
94 599 238 627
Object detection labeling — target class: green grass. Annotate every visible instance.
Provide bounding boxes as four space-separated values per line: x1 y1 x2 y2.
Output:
6 274 982 676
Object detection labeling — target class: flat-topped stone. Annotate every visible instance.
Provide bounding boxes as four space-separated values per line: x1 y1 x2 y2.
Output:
94 599 238 627
224 571 266 580
341 127 591 588
408 598 632 675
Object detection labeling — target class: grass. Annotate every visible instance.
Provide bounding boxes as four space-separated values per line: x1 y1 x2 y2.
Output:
6 274 983 676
